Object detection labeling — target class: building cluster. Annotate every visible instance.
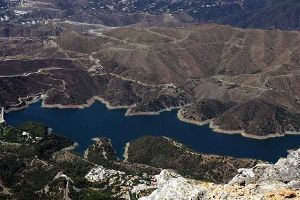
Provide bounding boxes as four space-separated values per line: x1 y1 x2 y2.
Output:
85 165 157 199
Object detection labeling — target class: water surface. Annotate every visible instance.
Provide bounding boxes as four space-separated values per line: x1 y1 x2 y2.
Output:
5 102 300 163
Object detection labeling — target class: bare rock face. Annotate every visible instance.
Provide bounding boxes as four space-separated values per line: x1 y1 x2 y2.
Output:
139 170 206 200
139 148 300 200
230 149 300 186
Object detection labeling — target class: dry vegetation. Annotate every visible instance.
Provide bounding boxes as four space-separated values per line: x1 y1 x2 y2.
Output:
1 23 300 137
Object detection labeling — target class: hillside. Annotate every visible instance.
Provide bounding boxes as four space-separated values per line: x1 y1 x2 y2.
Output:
0 122 258 199
1 23 300 138
141 147 300 199
0 121 296 199
217 0 300 30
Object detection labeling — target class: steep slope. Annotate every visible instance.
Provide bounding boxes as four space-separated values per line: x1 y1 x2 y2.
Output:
126 136 258 183
140 148 300 199
1 23 300 138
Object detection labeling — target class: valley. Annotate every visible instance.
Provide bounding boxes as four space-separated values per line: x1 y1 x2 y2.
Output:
0 0 300 199
1 21 300 138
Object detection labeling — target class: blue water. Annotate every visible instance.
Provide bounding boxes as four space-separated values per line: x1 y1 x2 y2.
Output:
5 102 300 163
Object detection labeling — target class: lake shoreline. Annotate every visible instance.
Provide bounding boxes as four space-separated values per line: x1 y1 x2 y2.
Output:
176 108 298 140
3 93 299 141
6 97 300 163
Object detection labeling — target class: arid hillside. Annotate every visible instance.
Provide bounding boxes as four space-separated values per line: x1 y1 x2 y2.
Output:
1 23 300 138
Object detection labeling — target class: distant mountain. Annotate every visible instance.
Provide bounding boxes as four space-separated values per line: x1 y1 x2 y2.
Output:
215 0 300 30
3 0 299 29
49 0 300 30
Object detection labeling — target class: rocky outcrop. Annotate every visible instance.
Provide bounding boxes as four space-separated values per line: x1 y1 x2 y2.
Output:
139 148 300 200
139 170 206 200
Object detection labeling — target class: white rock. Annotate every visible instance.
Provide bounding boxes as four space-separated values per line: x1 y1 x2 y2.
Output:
22 131 30 136
139 170 205 200
138 148 300 200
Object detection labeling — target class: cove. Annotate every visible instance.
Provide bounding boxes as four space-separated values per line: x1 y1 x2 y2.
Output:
5 101 300 163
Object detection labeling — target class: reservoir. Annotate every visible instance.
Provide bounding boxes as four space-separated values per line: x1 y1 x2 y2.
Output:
5 102 300 163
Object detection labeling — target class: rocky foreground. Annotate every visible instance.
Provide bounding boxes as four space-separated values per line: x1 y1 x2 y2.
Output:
0 122 257 199
82 146 300 199
0 121 299 199
82 136 300 199
136 148 300 200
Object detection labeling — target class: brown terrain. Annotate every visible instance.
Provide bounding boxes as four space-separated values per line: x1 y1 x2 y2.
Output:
0 22 300 138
